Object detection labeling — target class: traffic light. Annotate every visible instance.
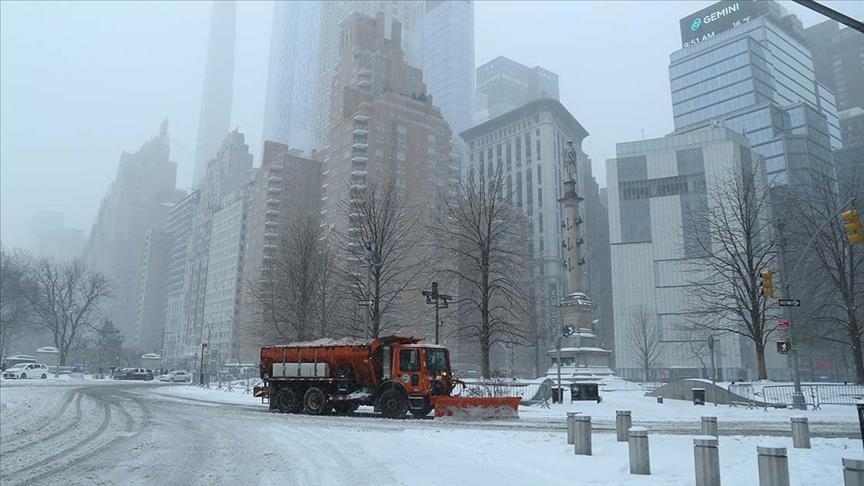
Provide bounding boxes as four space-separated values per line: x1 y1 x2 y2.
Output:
841 208 864 244
759 270 775 298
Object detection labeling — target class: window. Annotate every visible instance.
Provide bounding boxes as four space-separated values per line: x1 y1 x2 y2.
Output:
536 139 541 159
426 348 447 373
525 133 532 158
400 349 419 372
515 137 522 163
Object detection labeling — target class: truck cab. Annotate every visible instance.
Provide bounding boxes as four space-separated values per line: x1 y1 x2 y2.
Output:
387 344 453 416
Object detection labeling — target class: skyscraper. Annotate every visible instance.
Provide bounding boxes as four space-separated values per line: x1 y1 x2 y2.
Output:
261 1 321 153
671 0 841 189
84 121 181 340
193 1 236 186
476 57 559 119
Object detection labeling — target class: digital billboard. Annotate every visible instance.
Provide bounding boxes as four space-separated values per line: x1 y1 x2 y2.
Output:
679 0 761 49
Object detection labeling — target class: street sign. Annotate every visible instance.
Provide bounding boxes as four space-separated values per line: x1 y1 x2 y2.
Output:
778 299 801 307
778 320 790 329
776 341 790 354
358 300 373 307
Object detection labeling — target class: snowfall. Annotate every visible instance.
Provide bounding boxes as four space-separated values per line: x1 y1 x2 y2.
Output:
0 376 860 485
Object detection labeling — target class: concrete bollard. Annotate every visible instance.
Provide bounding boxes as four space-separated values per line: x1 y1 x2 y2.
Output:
843 457 864 486
694 436 721 486
757 446 790 486
701 416 718 437
573 415 592 455
790 417 811 449
616 410 632 442
567 411 579 445
628 426 650 475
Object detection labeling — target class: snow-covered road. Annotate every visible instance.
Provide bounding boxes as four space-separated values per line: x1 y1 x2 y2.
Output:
0 382 859 485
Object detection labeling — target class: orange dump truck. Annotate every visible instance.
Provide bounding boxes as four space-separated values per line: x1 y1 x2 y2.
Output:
257 336 458 418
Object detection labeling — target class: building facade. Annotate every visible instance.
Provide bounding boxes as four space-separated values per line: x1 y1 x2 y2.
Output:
262 1 321 153
476 56 559 119
320 12 452 337
671 2 841 191
193 1 236 186
162 190 197 365
84 121 180 340
134 229 170 352
460 98 612 377
607 127 772 381
804 20 864 115
239 141 322 360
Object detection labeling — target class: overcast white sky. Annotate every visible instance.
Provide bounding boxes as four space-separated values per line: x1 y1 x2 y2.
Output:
1 1 862 251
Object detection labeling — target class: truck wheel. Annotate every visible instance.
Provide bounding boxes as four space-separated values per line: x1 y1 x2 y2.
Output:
379 389 408 419
333 402 356 416
276 387 300 413
41 374 47 379
303 387 328 415
410 406 432 419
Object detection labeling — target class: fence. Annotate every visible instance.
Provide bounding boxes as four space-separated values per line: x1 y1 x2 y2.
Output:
735 384 864 409
458 379 553 405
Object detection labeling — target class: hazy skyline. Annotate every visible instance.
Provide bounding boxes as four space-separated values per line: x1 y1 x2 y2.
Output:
2 1 861 251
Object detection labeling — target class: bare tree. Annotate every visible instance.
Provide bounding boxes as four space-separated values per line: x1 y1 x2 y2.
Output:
631 305 660 383
685 165 778 380
432 169 529 378
788 171 864 382
20 259 111 366
0 247 32 356
247 217 330 343
313 239 346 338
338 178 424 338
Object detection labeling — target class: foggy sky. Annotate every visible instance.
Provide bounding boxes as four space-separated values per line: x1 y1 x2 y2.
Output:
1 1 861 251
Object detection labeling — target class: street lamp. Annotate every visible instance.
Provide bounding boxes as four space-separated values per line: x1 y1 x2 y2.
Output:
422 281 452 345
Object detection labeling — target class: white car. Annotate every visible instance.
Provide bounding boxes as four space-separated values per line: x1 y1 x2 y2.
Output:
160 370 191 383
2 363 50 379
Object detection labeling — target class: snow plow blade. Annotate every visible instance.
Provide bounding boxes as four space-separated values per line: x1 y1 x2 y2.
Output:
433 396 520 420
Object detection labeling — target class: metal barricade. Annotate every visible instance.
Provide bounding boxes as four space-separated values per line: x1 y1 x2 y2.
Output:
760 384 864 408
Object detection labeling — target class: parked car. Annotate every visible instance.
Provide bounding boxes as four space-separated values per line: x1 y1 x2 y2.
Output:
159 370 191 383
116 368 153 381
2 363 50 379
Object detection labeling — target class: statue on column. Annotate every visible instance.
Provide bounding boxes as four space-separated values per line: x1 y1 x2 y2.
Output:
564 141 579 183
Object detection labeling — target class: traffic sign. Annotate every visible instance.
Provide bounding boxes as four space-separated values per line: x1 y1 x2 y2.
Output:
778 320 790 329
778 299 801 307
776 341 790 354
358 300 374 307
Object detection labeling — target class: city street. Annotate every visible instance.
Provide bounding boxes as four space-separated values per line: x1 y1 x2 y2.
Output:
0 381 858 486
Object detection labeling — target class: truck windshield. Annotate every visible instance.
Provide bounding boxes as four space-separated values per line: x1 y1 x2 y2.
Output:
425 348 448 373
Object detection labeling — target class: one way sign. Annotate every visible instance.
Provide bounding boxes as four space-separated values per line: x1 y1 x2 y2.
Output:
776 341 790 354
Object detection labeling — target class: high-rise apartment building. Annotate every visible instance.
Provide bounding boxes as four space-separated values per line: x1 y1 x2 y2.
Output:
320 12 452 336
607 127 771 380
84 121 181 340
805 20 864 113
193 1 236 186
315 1 423 149
460 98 613 375
29 212 84 262
671 1 841 190
134 229 170 352
179 130 252 365
162 190 197 366
239 141 322 360
262 1 321 153
476 56 559 119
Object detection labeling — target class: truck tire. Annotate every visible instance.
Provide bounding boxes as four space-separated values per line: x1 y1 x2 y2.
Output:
276 387 301 413
410 405 432 419
378 388 408 419
303 387 328 415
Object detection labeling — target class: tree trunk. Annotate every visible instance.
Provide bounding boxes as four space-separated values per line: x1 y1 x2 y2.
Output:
848 324 864 384
755 343 767 380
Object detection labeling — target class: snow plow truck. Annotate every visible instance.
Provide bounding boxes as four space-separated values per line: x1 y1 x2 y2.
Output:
255 336 520 419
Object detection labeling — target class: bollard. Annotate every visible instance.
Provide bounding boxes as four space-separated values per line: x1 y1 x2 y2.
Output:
628 426 650 475
573 415 592 455
694 436 721 486
790 417 811 449
567 412 579 445
757 446 789 486
843 457 864 486
701 416 718 437
616 410 632 442
657 396 664 404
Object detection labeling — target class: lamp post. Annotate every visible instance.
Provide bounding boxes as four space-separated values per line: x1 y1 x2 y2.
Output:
422 282 452 345
556 324 574 403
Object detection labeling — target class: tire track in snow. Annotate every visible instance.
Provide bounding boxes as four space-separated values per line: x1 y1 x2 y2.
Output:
0 387 77 444
0 391 83 455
